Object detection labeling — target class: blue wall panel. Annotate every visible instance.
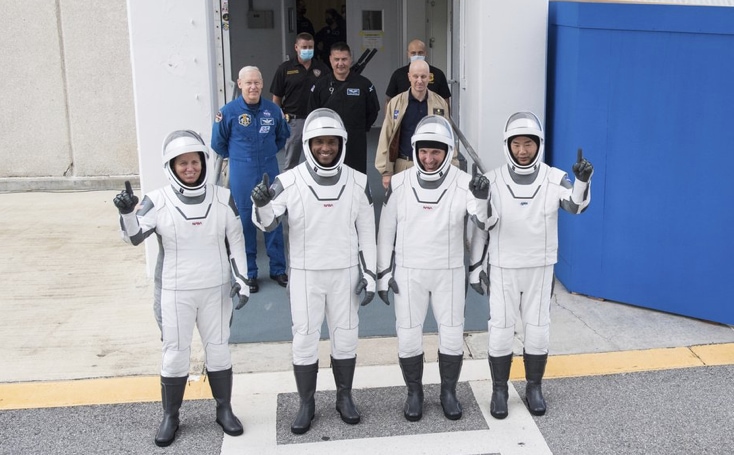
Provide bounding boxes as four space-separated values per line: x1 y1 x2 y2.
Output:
548 2 734 324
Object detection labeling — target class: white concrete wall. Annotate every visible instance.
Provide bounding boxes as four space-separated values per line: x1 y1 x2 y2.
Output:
457 0 549 173
126 0 220 274
0 0 137 188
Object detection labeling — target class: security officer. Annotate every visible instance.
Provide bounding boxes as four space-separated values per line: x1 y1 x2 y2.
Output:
270 32 330 170
308 42 380 175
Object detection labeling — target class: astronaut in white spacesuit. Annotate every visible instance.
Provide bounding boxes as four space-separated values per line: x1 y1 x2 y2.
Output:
250 108 376 434
468 111 593 420
113 130 249 447
376 115 491 422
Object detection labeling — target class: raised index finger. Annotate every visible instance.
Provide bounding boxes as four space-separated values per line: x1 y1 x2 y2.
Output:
124 180 133 195
577 148 584 163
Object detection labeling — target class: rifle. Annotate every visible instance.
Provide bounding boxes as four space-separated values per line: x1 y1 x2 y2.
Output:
351 48 378 74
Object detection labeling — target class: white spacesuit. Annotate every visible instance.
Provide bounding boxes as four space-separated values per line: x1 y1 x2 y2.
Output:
114 130 249 446
468 111 593 420
251 108 376 434
376 115 491 422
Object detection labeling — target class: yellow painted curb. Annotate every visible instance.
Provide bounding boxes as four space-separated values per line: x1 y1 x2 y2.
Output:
690 343 734 366
0 375 213 411
507 343 734 380
1 344 732 411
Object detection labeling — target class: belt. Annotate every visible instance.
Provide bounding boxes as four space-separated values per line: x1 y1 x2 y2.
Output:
398 154 413 161
285 113 302 121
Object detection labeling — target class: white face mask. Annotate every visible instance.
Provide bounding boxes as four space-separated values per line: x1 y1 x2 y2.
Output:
410 55 426 62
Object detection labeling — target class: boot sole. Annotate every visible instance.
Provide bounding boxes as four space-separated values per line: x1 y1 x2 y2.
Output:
155 421 178 447
217 419 244 436
154 427 178 447
337 407 361 424
291 414 315 434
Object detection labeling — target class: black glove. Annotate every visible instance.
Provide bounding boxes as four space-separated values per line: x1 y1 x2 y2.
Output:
377 278 399 306
470 270 489 296
572 148 594 182
230 283 249 310
355 278 375 306
251 173 274 208
113 181 139 214
469 174 490 199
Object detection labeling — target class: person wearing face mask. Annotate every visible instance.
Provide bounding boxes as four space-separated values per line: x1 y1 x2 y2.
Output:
375 59 457 190
385 39 452 107
376 115 491 422
251 108 377 434
295 0 315 36
271 33 330 171
314 8 345 70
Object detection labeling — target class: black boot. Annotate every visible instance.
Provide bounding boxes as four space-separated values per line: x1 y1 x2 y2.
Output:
398 354 424 422
524 352 548 416
291 363 319 434
488 354 513 420
207 368 244 436
331 356 361 424
154 375 187 447
438 352 464 420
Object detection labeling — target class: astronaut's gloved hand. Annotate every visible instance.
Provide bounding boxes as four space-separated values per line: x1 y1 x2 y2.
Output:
113 181 139 214
251 173 274 208
230 281 250 310
469 269 489 296
572 148 594 182
469 174 490 200
355 276 375 306
377 276 399 306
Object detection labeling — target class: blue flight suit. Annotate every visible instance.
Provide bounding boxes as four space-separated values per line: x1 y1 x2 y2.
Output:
211 96 289 279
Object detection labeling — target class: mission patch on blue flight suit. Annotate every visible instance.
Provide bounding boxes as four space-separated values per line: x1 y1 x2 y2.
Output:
239 113 252 126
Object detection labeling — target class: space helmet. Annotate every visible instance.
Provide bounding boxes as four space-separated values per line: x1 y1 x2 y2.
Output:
161 130 209 197
411 115 455 182
302 108 348 177
503 111 544 175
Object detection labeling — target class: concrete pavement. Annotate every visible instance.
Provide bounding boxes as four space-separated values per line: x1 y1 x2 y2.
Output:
1 189 734 454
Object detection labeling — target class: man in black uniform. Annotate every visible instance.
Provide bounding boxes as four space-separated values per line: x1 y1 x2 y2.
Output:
308 42 380 175
271 32 330 170
296 0 314 36
385 39 452 106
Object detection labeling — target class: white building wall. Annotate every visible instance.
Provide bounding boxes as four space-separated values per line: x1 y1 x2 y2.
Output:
126 0 221 274
0 0 137 189
457 0 549 173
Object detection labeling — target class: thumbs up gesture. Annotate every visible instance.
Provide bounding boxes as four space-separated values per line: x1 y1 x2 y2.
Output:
251 173 275 207
572 148 594 182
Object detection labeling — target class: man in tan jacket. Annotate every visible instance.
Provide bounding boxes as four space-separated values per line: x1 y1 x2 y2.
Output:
375 59 456 189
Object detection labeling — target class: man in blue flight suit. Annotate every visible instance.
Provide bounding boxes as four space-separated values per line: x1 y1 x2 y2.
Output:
211 66 290 293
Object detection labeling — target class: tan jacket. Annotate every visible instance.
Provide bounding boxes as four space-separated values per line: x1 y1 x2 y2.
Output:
375 89 454 176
